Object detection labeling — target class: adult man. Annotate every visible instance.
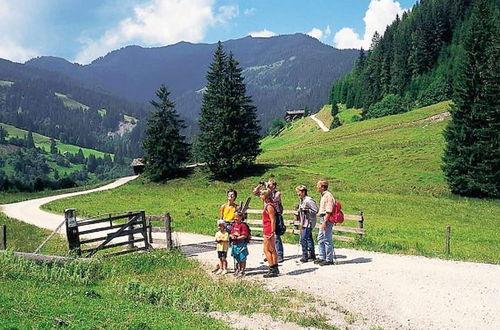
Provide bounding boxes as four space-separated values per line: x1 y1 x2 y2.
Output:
267 178 284 263
315 179 335 266
295 185 318 262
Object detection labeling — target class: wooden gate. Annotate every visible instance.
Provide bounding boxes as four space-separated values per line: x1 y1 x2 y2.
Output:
65 209 152 257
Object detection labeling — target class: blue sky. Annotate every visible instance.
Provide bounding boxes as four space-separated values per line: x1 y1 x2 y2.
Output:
0 0 417 64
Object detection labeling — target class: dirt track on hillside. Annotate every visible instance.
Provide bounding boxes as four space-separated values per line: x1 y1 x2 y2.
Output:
2 173 500 330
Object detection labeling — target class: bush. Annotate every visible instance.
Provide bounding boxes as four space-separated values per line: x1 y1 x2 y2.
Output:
366 94 407 119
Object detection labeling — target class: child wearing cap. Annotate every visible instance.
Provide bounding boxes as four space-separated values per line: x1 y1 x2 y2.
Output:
214 219 229 275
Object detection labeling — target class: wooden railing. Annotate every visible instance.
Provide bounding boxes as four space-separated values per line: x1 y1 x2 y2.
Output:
245 209 365 242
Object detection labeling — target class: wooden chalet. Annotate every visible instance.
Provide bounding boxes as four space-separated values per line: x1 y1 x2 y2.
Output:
284 109 305 122
130 158 145 175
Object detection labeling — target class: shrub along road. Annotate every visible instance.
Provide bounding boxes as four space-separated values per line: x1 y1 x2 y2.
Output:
1 175 499 329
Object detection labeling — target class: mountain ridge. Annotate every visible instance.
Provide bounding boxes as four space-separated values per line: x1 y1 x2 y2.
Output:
26 33 359 131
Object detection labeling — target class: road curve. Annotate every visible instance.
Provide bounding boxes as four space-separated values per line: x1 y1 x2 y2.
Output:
310 114 330 132
0 175 138 231
1 173 499 330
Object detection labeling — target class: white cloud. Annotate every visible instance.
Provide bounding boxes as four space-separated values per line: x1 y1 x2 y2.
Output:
324 25 331 37
0 0 40 62
333 27 363 49
0 40 38 63
307 28 323 40
333 0 405 49
75 0 238 64
249 29 277 38
244 8 256 16
307 26 332 40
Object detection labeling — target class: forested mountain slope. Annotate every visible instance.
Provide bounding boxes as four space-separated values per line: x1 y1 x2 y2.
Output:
27 33 358 131
330 0 498 119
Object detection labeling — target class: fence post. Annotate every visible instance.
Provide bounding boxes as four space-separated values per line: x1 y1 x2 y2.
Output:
140 210 151 249
1 224 6 250
445 225 451 255
165 213 173 250
65 208 81 256
128 212 135 249
358 211 364 238
147 216 153 244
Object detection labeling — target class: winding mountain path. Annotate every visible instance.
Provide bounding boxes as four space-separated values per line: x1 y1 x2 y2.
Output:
1 175 499 330
310 114 330 132
0 175 138 230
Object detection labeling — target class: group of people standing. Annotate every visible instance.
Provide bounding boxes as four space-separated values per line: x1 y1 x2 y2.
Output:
214 178 337 278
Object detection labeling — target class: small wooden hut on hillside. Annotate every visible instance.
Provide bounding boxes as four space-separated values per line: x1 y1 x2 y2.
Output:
130 158 145 175
284 109 305 122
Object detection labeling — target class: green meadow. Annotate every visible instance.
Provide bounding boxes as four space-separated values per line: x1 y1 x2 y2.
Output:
44 101 500 263
0 122 108 158
55 92 90 111
0 217 338 329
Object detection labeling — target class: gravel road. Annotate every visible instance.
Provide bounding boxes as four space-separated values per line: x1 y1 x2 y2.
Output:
1 175 499 330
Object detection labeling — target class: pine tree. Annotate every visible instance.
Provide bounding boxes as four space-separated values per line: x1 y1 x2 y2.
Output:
443 0 499 198
26 130 35 149
0 126 8 144
76 148 85 164
197 43 261 179
86 154 98 173
50 138 58 154
142 85 189 181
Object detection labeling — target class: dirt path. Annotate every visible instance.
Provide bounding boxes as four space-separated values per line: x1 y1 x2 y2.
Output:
310 114 330 132
0 175 138 230
176 232 500 330
1 175 499 329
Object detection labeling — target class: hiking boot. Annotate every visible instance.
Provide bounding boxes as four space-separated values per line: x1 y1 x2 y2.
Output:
313 259 324 264
274 265 280 274
263 266 277 278
300 256 309 263
319 260 334 266
308 251 316 261
263 270 278 278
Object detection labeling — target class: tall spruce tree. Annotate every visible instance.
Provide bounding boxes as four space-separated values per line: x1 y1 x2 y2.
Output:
142 85 189 182
442 0 499 198
197 43 261 179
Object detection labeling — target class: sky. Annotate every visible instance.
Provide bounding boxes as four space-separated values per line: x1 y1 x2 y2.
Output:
0 0 418 65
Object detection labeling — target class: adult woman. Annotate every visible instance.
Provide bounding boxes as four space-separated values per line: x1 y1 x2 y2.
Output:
220 189 238 223
260 188 279 277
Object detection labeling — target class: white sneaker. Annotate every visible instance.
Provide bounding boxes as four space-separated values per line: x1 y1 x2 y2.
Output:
215 269 223 275
221 269 228 275
234 269 240 276
237 271 245 277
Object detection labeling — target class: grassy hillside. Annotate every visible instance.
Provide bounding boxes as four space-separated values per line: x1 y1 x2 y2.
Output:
44 101 500 263
0 122 107 158
0 217 335 329
54 92 90 110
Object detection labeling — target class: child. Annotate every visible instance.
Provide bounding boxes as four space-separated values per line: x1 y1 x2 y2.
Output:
230 211 249 277
215 220 229 275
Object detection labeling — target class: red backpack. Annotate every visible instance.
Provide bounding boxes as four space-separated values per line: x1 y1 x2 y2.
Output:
328 201 344 224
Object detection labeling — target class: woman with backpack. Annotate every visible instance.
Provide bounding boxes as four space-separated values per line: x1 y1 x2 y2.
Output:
259 188 280 278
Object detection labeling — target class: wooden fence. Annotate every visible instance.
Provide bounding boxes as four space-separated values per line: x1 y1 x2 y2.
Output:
245 209 365 242
65 209 152 257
